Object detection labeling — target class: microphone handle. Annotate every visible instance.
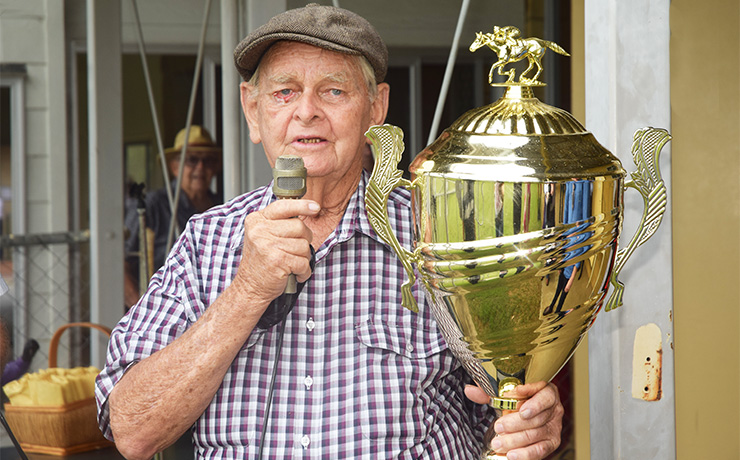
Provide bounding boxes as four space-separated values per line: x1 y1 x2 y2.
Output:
281 208 298 295
285 274 297 295
261 154 307 328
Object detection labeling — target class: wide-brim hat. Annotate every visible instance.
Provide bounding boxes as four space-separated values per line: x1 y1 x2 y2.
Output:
164 125 221 161
233 3 388 83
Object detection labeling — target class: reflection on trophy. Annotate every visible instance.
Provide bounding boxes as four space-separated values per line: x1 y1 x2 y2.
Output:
365 25 670 460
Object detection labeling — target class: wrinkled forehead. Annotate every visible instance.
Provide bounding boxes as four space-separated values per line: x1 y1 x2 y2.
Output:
258 41 362 81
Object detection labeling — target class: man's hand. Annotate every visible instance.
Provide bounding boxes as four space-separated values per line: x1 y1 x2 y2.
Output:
465 381 564 460
234 199 320 307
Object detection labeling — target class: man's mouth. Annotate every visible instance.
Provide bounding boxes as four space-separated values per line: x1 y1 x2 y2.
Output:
297 137 324 144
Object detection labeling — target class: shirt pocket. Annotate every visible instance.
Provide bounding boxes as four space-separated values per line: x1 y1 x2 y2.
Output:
354 319 449 443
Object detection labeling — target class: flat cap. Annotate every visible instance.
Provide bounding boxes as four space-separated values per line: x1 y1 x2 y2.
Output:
234 3 388 83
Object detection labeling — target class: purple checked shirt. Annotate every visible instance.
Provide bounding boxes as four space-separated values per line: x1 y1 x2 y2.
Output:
96 171 494 459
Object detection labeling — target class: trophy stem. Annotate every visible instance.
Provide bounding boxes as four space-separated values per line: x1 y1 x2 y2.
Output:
481 407 513 460
481 380 524 459
482 451 508 460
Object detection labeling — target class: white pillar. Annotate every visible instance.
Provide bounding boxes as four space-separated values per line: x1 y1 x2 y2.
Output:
44 0 73 366
243 0 286 190
585 1 676 458
87 0 124 366
221 0 243 200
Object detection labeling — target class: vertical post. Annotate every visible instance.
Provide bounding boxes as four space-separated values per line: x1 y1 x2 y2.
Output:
221 0 242 200
243 0 286 190
45 0 69 234
5 73 28 357
87 0 124 367
585 1 675 458
45 0 73 365
409 58 423 155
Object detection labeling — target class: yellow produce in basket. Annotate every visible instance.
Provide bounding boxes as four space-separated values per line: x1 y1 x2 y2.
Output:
3 366 100 407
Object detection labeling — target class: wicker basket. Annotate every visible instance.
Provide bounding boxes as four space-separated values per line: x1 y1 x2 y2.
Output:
3 322 115 455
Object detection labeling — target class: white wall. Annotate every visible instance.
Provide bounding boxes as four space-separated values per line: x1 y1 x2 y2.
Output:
1 0 68 233
0 0 72 364
585 1 675 458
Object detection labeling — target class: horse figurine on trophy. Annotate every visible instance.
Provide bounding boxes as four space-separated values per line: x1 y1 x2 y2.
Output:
470 25 570 85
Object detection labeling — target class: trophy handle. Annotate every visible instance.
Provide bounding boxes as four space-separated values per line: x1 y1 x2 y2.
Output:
365 124 419 313
605 127 671 311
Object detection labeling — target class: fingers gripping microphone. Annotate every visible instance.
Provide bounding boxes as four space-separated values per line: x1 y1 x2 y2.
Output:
257 155 315 329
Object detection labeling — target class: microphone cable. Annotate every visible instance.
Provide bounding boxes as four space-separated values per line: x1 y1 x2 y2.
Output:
256 247 314 460
256 314 289 460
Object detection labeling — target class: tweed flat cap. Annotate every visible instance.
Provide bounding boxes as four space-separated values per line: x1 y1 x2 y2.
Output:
234 3 388 82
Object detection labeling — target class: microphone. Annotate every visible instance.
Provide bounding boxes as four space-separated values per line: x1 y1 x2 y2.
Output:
272 155 307 295
257 155 314 329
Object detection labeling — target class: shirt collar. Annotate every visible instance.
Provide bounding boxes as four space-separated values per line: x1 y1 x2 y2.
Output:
336 170 377 243
313 170 378 261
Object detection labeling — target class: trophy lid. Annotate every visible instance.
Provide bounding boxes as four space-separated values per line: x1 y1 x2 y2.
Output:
411 26 623 183
451 86 584 136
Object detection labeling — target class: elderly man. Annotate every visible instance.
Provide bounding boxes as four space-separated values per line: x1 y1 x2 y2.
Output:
123 126 221 308
97 4 562 460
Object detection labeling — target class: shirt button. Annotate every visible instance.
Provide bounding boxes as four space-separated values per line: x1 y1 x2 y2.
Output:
304 375 313 390
406 342 414 353
301 435 310 449
306 317 315 331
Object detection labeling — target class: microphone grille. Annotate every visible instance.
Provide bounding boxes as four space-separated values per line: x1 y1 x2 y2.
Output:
275 155 304 171
276 176 305 192
273 155 307 198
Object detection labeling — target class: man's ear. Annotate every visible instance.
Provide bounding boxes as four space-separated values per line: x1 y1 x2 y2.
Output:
240 81 262 144
371 82 390 126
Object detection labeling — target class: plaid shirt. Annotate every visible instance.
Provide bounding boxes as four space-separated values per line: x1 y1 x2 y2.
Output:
96 171 494 459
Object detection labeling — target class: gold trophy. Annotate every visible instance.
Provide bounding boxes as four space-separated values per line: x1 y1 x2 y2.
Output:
365 26 670 459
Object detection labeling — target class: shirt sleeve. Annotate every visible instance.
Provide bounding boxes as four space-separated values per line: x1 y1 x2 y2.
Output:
95 221 203 441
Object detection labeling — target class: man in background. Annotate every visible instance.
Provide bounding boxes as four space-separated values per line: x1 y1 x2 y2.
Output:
123 126 221 309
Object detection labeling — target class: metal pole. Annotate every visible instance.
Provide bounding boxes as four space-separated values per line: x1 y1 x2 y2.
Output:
166 0 214 252
128 0 175 212
427 0 471 146
137 208 149 295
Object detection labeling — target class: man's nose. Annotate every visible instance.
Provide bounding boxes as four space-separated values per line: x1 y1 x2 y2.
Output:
294 92 323 123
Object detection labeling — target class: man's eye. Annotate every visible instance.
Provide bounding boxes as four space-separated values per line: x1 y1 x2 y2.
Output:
274 89 295 101
329 89 343 96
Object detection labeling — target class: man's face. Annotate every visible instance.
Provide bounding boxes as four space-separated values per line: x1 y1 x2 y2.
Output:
171 150 219 197
241 41 389 184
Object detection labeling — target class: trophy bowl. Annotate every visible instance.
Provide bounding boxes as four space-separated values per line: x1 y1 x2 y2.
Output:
365 25 670 460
